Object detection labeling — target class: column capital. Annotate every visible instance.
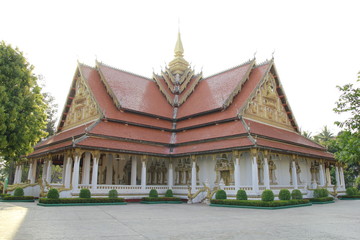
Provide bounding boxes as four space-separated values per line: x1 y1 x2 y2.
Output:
91 150 101 159
74 148 84 158
263 150 270 158
250 148 257 157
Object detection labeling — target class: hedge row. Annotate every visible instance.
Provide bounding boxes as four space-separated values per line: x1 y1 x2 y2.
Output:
142 197 182 202
308 197 334 202
338 195 360 199
39 197 125 204
211 199 309 207
3 196 34 201
0 193 10 199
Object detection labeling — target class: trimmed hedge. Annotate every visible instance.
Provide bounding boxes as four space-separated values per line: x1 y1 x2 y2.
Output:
236 189 247 200
108 190 118 198
142 197 182 202
338 195 360 199
0 193 10 199
308 197 334 202
79 189 91 198
291 189 303 200
39 197 125 204
215 190 227 200
165 189 173 197
149 189 158 198
47 188 59 199
211 199 310 207
14 187 24 197
346 187 359 196
3 196 34 201
278 189 291 200
313 188 328 198
261 190 274 201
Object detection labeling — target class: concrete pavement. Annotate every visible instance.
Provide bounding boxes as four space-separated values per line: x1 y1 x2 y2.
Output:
0 200 359 240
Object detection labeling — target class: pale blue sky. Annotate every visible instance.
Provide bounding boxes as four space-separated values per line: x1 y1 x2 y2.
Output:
1 0 359 135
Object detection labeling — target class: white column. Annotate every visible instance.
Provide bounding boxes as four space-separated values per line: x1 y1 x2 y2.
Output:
82 152 91 184
42 160 47 182
263 154 270 190
131 157 137 185
335 166 340 188
291 160 298 189
46 160 52 183
251 150 259 193
72 154 80 190
168 161 174 189
141 159 147 190
106 154 113 185
340 166 346 189
31 160 37 184
64 156 72 188
325 167 331 185
319 163 326 186
62 157 67 184
27 161 33 182
191 159 197 192
234 157 241 190
91 152 99 190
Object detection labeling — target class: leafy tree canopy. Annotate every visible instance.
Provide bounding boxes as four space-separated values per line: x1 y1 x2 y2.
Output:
0 41 47 160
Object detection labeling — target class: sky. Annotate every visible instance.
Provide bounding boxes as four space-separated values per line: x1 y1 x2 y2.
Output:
1 0 359 136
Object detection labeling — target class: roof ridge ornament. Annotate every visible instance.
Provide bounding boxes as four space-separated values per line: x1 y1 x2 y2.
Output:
168 31 190 75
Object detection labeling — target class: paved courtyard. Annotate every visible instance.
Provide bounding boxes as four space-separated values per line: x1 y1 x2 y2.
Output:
0 200 359 240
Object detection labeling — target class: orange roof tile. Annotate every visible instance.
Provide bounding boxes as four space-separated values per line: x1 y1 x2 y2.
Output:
90 121 172 144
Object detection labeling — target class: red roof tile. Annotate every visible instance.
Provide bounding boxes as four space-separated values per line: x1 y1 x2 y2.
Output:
90 121 172 144
78 137 169 155
97 63 173 118
175 120 247 144
173 137 253 155
246 119 324 149
80 64 173 129
176 63 271 128
256 138 334 159
177 61 254 118
28 141 73 157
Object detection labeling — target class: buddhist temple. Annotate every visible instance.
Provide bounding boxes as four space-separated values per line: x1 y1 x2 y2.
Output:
12 33 346 200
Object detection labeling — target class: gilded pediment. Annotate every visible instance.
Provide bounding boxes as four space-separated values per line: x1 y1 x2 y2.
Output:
62 75 100 130
244 73 293 131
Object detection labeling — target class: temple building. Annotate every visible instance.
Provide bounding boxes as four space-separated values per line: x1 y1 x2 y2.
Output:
13 33 345 200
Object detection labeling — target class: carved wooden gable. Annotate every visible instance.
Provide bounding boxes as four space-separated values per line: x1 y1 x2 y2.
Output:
62 75 100 130
244 72 293 131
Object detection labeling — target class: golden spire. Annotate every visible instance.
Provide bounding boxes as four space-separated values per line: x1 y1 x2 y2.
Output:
168 31 189 75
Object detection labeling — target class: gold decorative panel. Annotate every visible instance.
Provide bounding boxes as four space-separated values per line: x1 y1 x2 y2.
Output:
63 76 99 130
244 73 293 131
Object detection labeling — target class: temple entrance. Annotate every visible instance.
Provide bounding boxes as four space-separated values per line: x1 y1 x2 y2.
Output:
220 170 230 185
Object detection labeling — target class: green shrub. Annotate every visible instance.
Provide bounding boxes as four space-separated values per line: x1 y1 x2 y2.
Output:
309 197 334 202
211 199 310 207
47 188 59 199
108 189 118 198
0 193 10 199
215 190 227 200
149 189 158 198
3 196 34 201
165 189 173 197
338 195 360 199
79 188 91 198
291 189 303 199
261 189 274 201
236 189 248 200
14 187 24 197
346 187 358 196
313 188 328 198
142 197 181 202
39 197 125 204
278 189 291 200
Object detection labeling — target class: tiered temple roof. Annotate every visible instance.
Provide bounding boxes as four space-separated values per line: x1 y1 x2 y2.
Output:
28 33 334 161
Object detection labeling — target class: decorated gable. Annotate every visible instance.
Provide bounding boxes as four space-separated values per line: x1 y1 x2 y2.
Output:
244 72 294 131
62 74 100 130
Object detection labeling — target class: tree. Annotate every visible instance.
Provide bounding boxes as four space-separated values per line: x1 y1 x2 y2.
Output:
301 130 312 140
333 73 360 186
0 41 47 161
313 126 334 149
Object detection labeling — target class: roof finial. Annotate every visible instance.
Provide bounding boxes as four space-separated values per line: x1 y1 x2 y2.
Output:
272 49 275 59
168 28 189 75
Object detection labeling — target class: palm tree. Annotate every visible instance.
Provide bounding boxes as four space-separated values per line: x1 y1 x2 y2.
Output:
313 126 334 148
